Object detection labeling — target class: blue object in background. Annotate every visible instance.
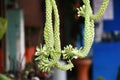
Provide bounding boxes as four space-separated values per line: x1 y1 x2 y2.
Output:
103 0 120 31
6 9 23 71
93 42 120 80
77 23 84 49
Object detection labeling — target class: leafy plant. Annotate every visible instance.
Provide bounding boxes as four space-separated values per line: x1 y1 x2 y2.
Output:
0 17 7 40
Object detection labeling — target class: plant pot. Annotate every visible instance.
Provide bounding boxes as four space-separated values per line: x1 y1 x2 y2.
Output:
0 48 3 73
25 46 35 63
74 58 92 80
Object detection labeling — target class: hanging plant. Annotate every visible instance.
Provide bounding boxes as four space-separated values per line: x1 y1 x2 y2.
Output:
0 17 7 40
35 0 109 72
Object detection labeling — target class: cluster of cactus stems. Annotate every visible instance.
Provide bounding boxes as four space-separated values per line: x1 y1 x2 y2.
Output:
35 0 109 72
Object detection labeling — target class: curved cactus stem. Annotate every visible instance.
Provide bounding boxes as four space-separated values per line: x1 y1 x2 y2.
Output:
91 0 109 20
77 0 93 58
56 60 74 71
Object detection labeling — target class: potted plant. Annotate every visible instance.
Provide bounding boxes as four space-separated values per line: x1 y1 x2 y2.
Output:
35 1 109 79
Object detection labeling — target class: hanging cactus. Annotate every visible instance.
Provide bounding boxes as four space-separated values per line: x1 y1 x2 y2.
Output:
35 0 109 72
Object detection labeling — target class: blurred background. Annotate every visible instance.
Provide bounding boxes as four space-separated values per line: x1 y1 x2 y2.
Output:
0 0 120 80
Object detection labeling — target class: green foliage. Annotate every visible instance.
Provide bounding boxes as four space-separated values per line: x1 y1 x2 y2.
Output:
0 17 7 40
0 74 12 80
97 76 104 80
35 0 109 72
